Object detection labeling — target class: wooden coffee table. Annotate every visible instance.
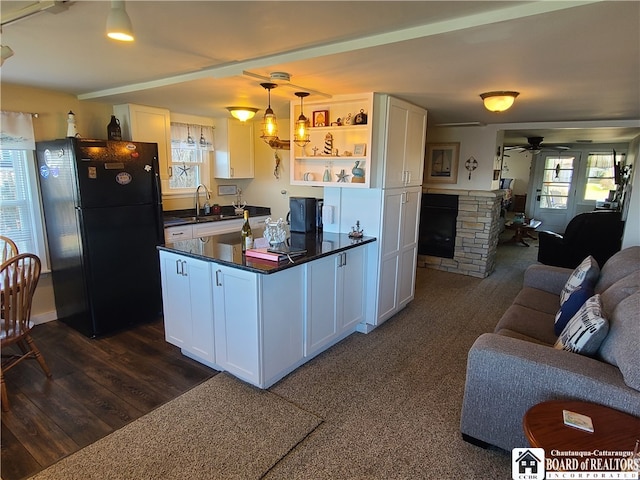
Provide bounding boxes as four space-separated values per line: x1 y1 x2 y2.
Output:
524 400 640 451
503 219 542 247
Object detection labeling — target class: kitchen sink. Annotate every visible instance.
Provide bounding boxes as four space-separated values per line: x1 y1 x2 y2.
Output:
163 214 243 226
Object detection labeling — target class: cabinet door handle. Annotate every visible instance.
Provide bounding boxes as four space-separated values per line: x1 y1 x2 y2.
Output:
215 269 222 286
406 171 411 185
230 167 234 178
175 259 181 275
342 252 347 267
181 260 188 276
172 232 184 237
168 166 173 178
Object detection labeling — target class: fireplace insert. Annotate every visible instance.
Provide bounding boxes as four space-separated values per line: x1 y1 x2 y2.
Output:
419 193 458 258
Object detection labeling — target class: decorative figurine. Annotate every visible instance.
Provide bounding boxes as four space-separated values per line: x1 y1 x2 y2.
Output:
336 169 350 182
323 133 333 155
354 109 368 125
343 113 352 125
351 160 365 183
349 221 364 239
66 110 79 138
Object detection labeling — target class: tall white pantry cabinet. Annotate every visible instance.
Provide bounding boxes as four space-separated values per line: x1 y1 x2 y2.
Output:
322 94 427 330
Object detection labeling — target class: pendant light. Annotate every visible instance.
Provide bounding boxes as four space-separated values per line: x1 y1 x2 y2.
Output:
293 92 310 147
260 83 278 144
106 0 134 42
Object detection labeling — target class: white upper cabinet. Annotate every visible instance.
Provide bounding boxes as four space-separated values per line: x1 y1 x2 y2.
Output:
214 118 255 179
377 96 427 188
114 104 172 189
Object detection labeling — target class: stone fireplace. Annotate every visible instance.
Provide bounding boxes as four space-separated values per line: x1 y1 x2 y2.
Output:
417 188 505 278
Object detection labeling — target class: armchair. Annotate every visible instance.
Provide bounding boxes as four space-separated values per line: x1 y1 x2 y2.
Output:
537 210 624 268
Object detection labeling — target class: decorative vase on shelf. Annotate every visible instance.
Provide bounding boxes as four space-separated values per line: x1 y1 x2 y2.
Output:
323 166 331 182
351 161 365 183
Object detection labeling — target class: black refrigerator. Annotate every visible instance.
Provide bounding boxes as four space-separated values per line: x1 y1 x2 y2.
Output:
36 138 164 337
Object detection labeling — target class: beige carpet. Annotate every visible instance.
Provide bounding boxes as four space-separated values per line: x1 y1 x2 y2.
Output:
28 373 322 480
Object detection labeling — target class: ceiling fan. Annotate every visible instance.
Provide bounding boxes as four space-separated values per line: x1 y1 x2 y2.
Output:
504 136 570 153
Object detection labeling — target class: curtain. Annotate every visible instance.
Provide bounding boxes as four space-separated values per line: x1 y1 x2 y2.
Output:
0 111 36 150
170 122 215 151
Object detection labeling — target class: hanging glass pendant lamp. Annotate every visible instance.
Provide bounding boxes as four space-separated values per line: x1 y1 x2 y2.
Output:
260 83 278 144
293 92 310 147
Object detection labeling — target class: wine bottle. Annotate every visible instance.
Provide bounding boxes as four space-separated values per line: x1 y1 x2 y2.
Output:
241 210 253 252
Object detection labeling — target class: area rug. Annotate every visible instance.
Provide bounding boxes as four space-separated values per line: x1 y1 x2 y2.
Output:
29 373 322 480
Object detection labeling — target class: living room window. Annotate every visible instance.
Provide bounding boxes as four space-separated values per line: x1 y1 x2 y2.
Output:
583 152 621 201
168 122 214 193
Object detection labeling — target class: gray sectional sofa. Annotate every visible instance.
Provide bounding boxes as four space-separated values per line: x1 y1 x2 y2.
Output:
460 246 640 451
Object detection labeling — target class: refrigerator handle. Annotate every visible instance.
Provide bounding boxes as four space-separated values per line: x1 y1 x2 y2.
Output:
152 159 165 244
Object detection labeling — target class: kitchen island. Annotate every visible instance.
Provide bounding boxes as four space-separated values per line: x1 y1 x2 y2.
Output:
158 229 376 388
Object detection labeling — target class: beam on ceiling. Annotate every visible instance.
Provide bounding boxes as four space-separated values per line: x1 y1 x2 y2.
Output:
78 0 600 101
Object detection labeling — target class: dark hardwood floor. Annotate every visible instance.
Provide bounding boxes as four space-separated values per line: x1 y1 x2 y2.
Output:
1 319 216 480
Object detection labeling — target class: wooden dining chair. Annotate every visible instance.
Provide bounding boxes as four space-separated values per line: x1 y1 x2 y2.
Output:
0 235 19 264
1 253 52 411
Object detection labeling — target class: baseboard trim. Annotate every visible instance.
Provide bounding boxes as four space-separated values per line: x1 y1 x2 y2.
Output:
32 310 58 325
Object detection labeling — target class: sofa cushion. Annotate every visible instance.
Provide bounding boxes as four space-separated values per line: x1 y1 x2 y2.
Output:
554 294 608 356
554 286 594 335
599 270 640 318
494 304 557 345
595 246 640 293
513 287 561 315
598 292 640 391
560 256 600 304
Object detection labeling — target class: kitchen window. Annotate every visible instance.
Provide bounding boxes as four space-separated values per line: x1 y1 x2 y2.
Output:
169 122 214 193
0 149 49 270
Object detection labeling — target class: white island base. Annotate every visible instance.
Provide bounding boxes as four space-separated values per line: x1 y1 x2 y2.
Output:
159 237 370 389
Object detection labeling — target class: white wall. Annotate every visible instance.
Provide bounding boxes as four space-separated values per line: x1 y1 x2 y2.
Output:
424 125 499 190
501 150 532 196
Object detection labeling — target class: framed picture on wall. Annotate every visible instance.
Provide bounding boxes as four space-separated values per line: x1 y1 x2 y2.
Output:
425 142 459 184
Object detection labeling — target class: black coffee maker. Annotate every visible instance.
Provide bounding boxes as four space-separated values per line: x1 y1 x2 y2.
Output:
289 197 319 232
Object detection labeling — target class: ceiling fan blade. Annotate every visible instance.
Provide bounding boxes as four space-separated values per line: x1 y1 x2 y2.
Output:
242 70 332 98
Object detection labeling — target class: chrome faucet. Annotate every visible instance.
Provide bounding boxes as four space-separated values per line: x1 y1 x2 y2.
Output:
195 184 211 217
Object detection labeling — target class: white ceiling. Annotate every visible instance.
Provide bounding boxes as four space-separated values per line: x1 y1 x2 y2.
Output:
1 1 639 145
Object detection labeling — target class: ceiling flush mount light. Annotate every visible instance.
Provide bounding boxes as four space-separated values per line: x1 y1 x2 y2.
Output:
106 0 134 42
260 82 278 144
480 91 519 112
294 92 310 147
226 107 259 123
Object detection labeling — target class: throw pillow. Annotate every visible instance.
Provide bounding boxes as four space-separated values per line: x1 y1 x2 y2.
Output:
554 286 594 335
554 294 609 356
560 256 600 305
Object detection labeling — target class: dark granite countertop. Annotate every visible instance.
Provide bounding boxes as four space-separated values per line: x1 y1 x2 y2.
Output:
163 205 271 227
158 228 376 275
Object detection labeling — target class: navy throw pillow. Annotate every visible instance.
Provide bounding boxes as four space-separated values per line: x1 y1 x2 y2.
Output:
555 286 594 335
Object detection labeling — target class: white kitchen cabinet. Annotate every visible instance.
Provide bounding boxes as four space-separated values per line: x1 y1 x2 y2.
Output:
305 247 365 357
378 187 421 321
211 260 305 387
378 96 427 188
214 118 255 179
159 250 215 363
212 264 260 384
114 104 172 188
